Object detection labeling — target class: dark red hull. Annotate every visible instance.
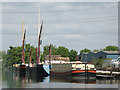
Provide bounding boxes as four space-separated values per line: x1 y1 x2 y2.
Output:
20 65 26 77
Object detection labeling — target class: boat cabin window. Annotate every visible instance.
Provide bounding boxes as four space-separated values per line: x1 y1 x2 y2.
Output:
76 68 81 70
99 57 103 59
90 68 94 70
72 67 75 69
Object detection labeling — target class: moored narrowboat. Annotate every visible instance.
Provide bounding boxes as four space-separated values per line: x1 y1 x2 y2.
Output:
50 63 72 76
72 63 96 77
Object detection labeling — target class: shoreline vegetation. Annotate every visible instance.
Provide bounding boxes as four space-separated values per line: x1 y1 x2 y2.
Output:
0 45 119 69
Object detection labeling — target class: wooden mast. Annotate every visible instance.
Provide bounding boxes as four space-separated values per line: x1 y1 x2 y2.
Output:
49 44 52 66
24 29 26 64
21 21 25 64
22 30 26 64
37 21 43 64
29 48 32 65
37 7 40 64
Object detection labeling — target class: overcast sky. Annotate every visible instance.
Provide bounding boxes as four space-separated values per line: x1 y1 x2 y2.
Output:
1 2 118 53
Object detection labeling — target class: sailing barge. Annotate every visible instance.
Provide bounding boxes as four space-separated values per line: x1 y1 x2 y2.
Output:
19 14 49 77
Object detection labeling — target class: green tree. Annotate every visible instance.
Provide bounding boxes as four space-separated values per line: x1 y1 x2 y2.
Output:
30 46 37 63
80 48 91 54
0 51 6 59
92 58 104 69
103 45 119 51
43 44 57 55
56 46 69 57
43 45 78 60
69 49 78 61
93 49 99 52
40 54 45 62
25 44 36 63
2 44 37 67
0 51 7 68
5 46 22 66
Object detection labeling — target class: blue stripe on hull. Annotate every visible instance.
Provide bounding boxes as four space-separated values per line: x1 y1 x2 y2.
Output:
43 65 50 74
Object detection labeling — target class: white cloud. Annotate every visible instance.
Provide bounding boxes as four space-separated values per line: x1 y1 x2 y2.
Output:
53 3 73 11
2 24 21 33
54 24 63 29
64 34 83 39
103 3 118 8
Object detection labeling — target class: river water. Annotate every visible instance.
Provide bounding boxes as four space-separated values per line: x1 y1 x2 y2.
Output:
1 69 119 88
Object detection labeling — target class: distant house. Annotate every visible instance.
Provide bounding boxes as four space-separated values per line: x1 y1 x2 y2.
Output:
79 51 120 63
79 51 106 63
103 51 120 59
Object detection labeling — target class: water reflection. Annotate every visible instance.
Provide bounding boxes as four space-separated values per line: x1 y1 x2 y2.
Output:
2 69 119 88
50 76 96 84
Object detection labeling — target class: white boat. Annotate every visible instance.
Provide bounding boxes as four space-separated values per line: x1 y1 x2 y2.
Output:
72 63 96 77
111 57 120 68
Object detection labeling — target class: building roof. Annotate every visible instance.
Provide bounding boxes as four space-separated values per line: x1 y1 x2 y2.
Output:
80 51 105 55
103 51 120 55
80 51 120 55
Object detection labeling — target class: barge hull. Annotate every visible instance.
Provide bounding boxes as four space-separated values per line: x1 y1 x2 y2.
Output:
50 71 72 76
72 70 96 77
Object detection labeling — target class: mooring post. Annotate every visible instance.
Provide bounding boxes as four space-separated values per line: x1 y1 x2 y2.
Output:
85 63 86 77
110 67 112 77
87 65 89 83
110 67 113 84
